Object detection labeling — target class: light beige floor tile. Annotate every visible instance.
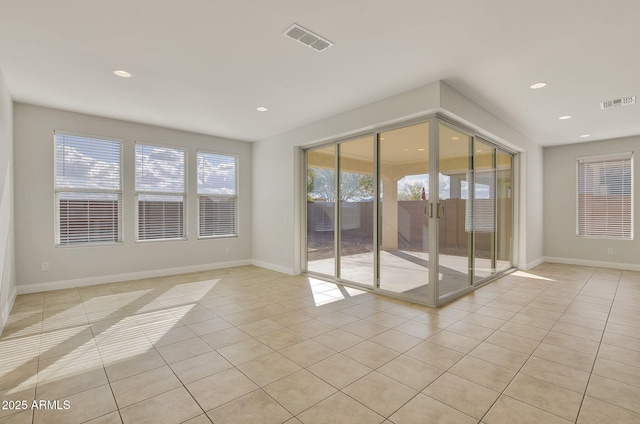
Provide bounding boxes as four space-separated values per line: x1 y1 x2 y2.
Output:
551 321 603 342
185 318 233 337
257 328 308 350
499 321 548 341
446 321 495 340
341 320 389 338
0 409 33 424
200 327 252 350
36 364 108 400
468 342 528 371
181 414 212 424
505 374 583 421
217 338 274 365
169 351 232 384
207 389 292 424
313 328 366 352
110 366 182 408
532 342 595 372
237 318 284 337
186 367 258 411
485 331 540 355
120 387 202 424
483 395 572 424
405 341 464 370
178 309 217 326
428 330 482 354
558 313 606 331
343 371 417 417
509 313 556 330
33 384 117 424
279 339 336 367
270 311 313 327
264 370 337 415
597 343 640 368
586 374 640 414
84 411 123 424
0 384 35 419
369 330 422 353
593 357 640 387
423 372 500 419
605 322 640 339
306 353 372 389
543 331 599 356
144 325 197 347
449 356 516 392
287 319 334 338
156 337 212 364
461 313 506 330
577 395 640 424
602 332 640 352
520 356 590 393
316 311 361 327
393 321 441 339
103 349 166 382
389 393 477 424
342 340 399 369
296 392 384 424
377 354 443 391
237 352 301 387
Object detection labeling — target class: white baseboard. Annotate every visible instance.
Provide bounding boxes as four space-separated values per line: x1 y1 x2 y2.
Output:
0 285 17 337
251 259 297 276
521 257 545 270
16 260 253 295
544 256 640 272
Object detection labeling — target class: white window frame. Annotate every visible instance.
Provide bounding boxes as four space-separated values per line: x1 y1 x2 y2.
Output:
135 142 187 242
197 150 238 239
54 130 123 247
576 152 634 240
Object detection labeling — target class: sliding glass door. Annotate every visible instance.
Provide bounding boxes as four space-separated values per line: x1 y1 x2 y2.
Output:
305 116 515 306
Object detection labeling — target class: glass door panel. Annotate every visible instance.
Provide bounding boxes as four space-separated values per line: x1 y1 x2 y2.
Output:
437 123 472 298
379 122 430 297
496 151 513 273
338 137 375 286
306 147 336 276
473 140 497 282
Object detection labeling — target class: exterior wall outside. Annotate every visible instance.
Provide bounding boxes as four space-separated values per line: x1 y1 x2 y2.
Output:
0 68 16 334
544 136 640 269
13 103 253 290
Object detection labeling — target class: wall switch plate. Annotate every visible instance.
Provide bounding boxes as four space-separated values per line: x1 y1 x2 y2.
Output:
607 248 613 254
41 262 50 272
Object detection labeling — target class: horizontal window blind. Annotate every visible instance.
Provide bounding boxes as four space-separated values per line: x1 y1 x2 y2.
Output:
54 133 122 245
197 152 237 237
577 153 633 239
136 144 186 241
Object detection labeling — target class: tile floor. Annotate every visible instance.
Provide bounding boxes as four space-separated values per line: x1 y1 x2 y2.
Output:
0 263 639 423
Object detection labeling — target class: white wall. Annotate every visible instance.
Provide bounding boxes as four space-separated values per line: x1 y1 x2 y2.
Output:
544 136 640 270
14 104 252 292
0 69 16 334
253 81 545 274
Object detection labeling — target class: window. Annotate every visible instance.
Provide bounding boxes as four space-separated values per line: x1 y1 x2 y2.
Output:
54 132 122 245
197 151 237 237
135 144 186 241
577 152 633 239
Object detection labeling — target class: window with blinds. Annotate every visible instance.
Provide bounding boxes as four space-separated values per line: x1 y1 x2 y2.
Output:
54 132 122 245
577 152 633 239
135 144 186 241
197 151 237 238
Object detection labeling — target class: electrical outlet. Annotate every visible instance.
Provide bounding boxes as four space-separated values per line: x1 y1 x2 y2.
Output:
41 262 50 272
607 248 613 255
225 247 230 254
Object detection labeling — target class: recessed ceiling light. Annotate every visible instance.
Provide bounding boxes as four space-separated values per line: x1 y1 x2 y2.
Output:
380 137 385 141
579 134 591 138
451 136 459 141
530 82 547 89
256 107 268 112
418 148 426 151
558 115 572 120
113 69 132 78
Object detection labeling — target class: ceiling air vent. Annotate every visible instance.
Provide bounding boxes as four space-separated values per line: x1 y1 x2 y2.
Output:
600 96 636 110
283 24 333 52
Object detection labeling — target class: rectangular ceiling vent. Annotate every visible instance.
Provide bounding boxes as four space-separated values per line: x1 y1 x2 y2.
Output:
283 23 333 52
600 96 636 110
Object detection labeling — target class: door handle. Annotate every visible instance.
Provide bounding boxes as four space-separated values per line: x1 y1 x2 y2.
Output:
437 204 445 218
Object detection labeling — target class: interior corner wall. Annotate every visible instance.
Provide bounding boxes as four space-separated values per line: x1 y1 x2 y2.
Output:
252 80 545 273
13 103 253 292
544 136 640 270
0 68 16 334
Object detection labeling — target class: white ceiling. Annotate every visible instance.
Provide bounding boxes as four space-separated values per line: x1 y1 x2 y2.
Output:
1 0 639 146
